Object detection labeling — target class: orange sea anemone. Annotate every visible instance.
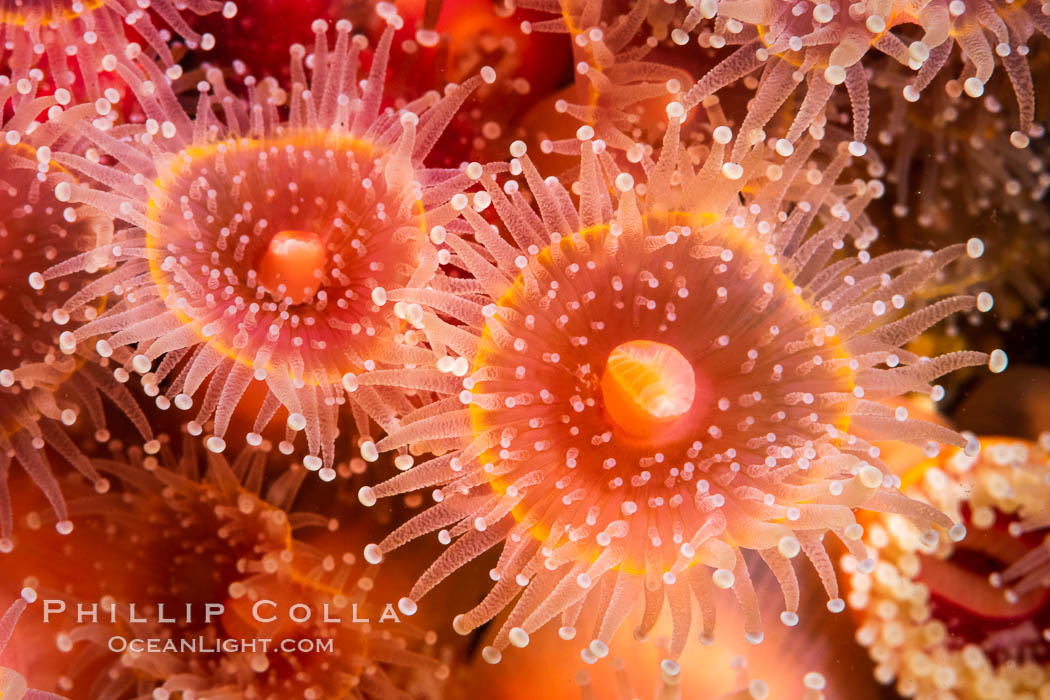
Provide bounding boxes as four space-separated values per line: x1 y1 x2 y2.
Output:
358 99 997 665
42 9 498 473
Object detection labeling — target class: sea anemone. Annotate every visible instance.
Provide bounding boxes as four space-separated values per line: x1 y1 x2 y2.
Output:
358 101 996 664
18 436 451 699
0 0 237 101
849 435 1050 698
0 76 152 551
44 10 495 473
677 0 1049 153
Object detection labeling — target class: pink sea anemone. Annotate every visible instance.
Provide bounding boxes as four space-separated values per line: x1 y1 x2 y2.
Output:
357 102 997 664
43 10 496 473
373 0 575 166
513 0 694 161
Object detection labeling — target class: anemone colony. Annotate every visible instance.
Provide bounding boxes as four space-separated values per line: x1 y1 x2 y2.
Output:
0 0 1047 698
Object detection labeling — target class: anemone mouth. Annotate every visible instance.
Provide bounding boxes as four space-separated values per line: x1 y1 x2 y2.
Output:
600 339 703 442
144 130 428 383
256 229 329 305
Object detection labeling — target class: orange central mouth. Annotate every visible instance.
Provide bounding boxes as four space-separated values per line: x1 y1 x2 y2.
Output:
600 339 697 440
257 230 327 305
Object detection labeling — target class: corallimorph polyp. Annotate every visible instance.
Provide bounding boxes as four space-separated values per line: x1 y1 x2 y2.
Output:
0 0 237 101
46 12 494 473
359 106 995 664
850 437 1050 697
0 78 153 551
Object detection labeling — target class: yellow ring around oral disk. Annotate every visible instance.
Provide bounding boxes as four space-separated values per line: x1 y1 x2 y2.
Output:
469 218 855 574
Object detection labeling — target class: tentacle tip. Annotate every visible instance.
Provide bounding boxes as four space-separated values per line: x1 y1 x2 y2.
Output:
397 596 417 616
363 543 383 565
